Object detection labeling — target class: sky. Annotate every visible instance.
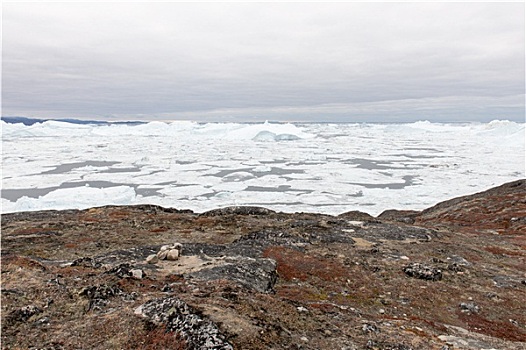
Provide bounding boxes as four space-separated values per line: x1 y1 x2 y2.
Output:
2 2 525 123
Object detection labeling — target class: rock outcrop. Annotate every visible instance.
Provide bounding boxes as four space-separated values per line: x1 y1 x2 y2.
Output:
135 297 233 350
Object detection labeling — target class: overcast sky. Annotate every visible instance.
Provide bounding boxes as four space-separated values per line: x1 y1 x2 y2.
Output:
2 2 525 122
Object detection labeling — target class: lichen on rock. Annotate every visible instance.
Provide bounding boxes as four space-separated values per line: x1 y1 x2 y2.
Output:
403 262 443 281
135 297 233 350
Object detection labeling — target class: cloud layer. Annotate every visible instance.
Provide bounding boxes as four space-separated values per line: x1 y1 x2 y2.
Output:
3 2 525 122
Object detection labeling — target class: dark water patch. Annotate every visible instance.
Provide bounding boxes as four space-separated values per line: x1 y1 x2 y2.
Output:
338 158 419 170
390 154 446 159
245 185 314 194
319 190 363 198
379 172 394 177
41 161 119 174
282 176 322 181
135 188 163 198
317 133 348 139
198 192 220 199
2 181 163 202
286 161 326 166
255 167 305 176
259 160 288 164
207 168 254 177
40 161 142 175
154 181 199 187
349 175 417 190
65 181 117 188
133 170 165 178
207 167 305 178
2 181 124 201
102 167 141 173
2 188 55 202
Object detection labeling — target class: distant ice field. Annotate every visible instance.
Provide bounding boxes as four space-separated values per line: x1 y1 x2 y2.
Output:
2 120 524 216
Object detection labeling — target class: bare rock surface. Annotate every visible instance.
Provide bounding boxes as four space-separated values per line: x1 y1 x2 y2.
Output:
2 180 525 349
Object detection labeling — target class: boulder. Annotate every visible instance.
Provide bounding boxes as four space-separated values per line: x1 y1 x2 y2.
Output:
165 249 180 261
189 256 278 293
130 269 144 279
403 263 442 281
146 254 158 264
157 243 183 261
157 250 169 260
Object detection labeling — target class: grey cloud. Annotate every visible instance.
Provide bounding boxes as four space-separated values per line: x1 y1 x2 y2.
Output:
2 2 524 122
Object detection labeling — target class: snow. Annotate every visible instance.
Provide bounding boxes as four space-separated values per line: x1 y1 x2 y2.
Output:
2 120 524 215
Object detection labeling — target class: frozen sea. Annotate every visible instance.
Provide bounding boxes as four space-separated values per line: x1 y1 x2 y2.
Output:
1 119 524 216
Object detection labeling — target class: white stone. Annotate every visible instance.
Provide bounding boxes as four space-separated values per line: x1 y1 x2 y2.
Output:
297 306 308 313
134 305 144 316
130 269 144 279
347 221 364 226
173 243 183 253
157 250 169 260
166 249 180 261
146 254 159 264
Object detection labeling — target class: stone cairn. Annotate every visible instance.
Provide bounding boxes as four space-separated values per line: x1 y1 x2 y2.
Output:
146 243 182 264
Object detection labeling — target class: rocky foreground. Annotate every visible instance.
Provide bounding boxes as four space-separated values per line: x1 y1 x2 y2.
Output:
1 180 525 350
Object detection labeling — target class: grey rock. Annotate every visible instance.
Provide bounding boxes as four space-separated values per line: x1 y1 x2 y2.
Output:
79 284 123 311
337 210 375 221
403 263 442 281
182 243 227 257
448 255 471 267
34 316 50 326
7 305 43 324
189 256 278 293
173 242 183 253
438 334 493 349
105 263 137 278
362 323 379 333
459 302 480 313
94 245 159 266
135 296 233 350
200 206 276 217
70 257 102 268
376 209 420 224
79 284 122 300
493 275 523 288
350 222 438 242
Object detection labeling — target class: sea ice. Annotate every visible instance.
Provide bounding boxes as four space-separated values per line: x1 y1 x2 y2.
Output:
1 120 524 215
